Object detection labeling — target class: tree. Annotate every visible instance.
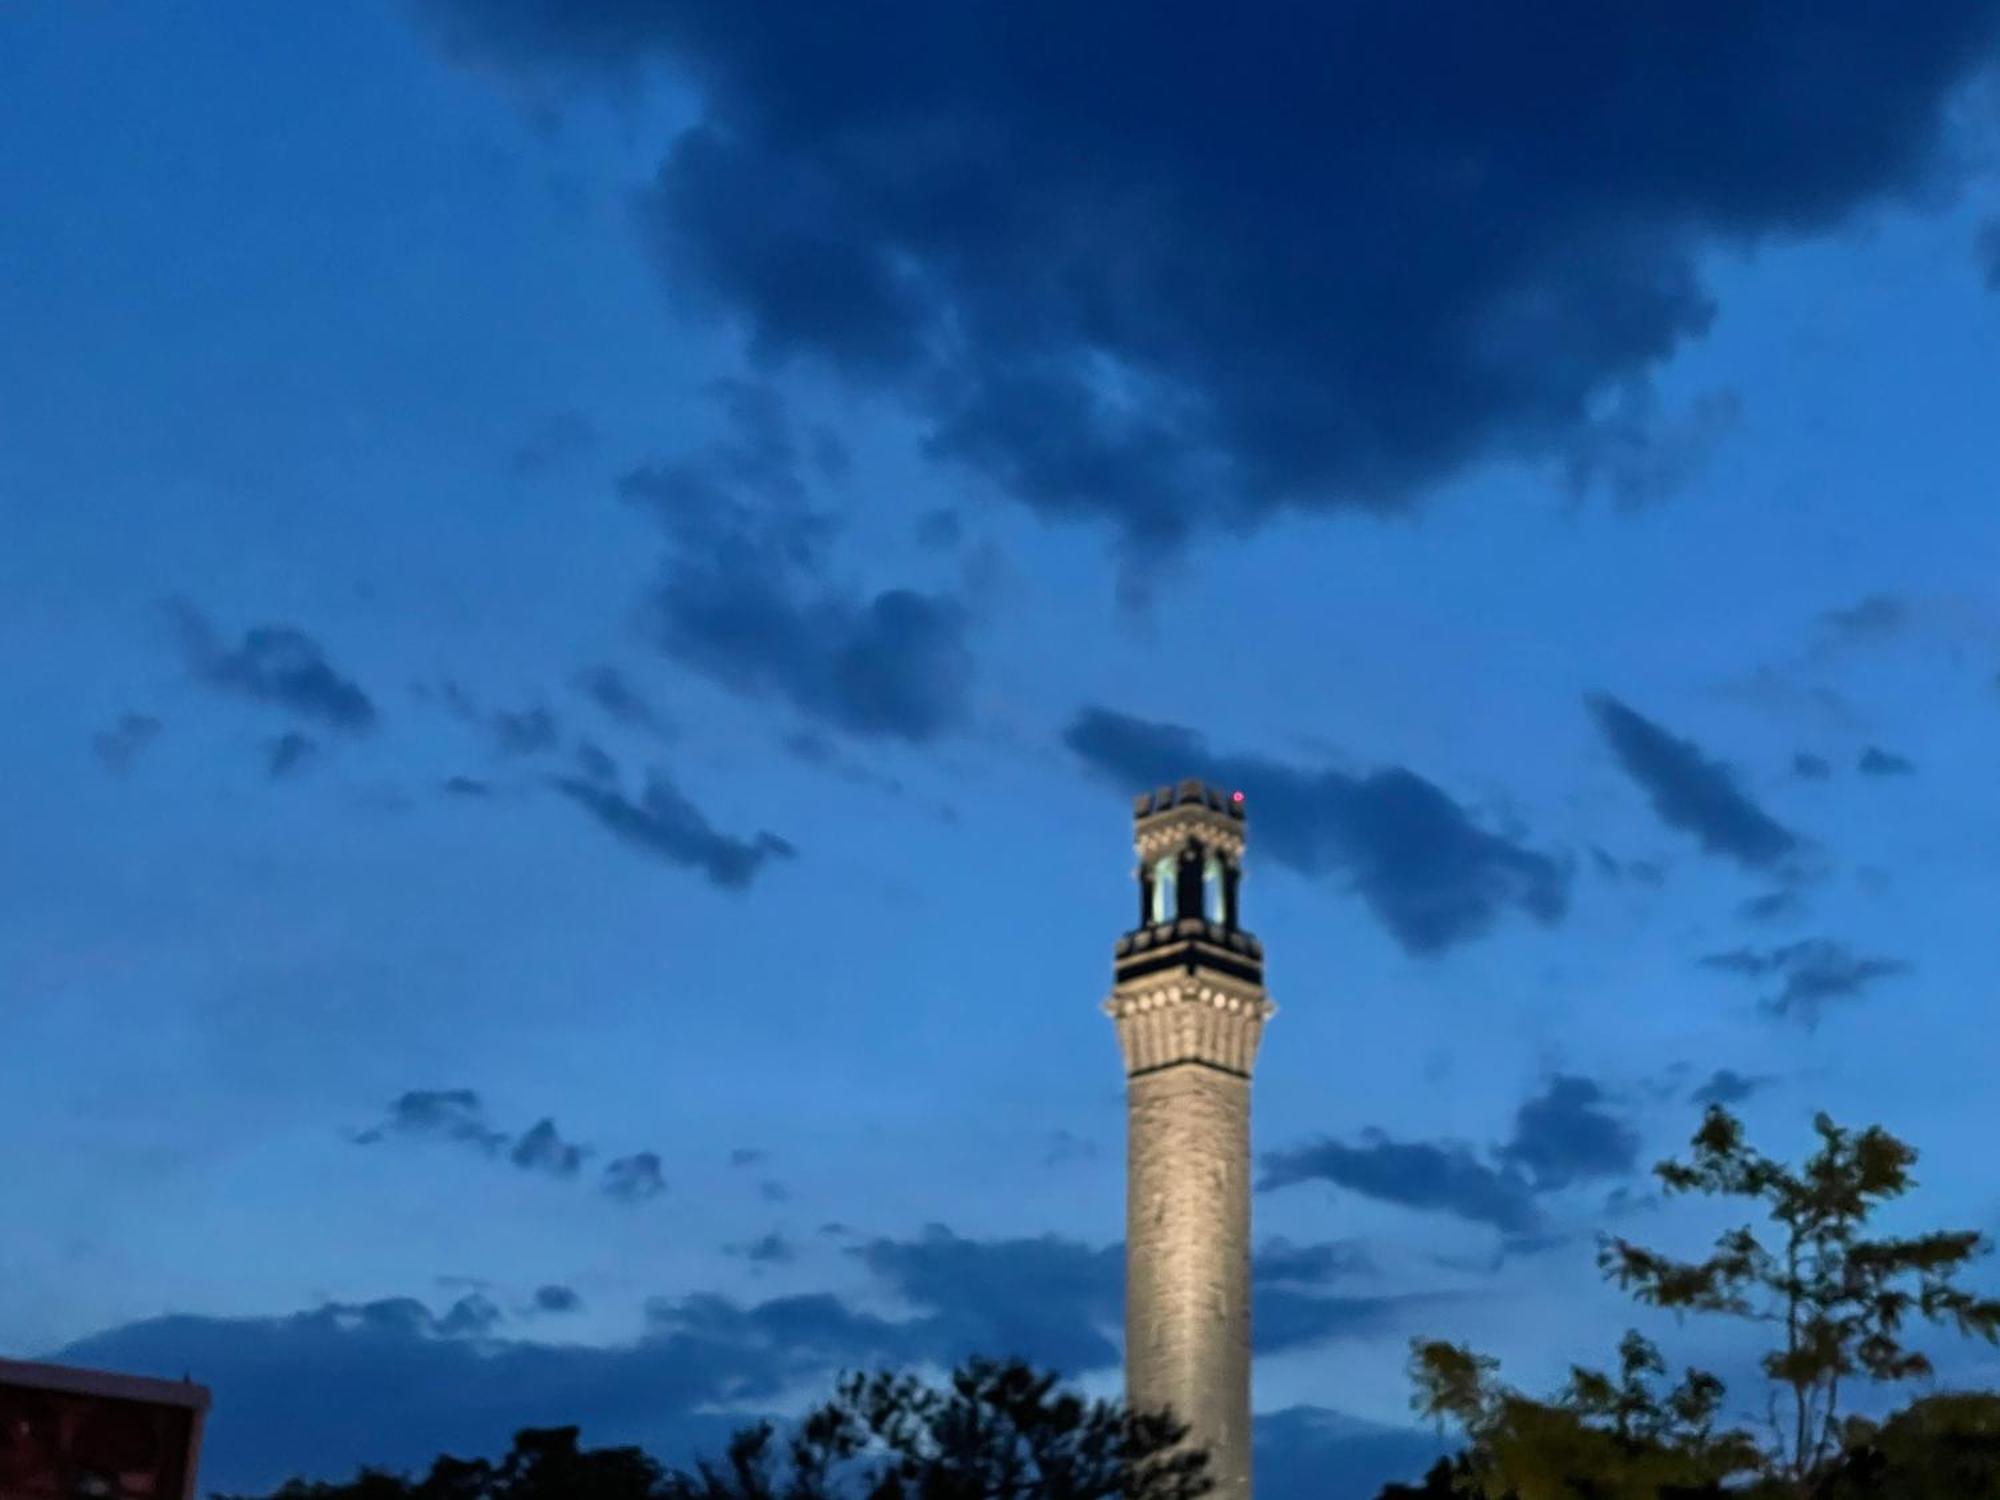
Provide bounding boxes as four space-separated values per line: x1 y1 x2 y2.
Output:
218 1358 1209 1500
1372 1455 1489 1499
1597 1105 2000 1496
1402 1105 2000 1499
216 1426 668 1500
1407 1327 1757 1500
664 1357 1211 1500
1816 1390 2000 1498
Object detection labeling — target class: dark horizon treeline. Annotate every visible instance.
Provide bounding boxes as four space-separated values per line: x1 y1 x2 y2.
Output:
221 1107 2000 1500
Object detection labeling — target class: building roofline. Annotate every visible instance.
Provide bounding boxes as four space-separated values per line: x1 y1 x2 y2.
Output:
0 1356 212 1412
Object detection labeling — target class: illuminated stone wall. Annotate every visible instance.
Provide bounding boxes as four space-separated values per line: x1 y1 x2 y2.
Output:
1125 1059 1253 1500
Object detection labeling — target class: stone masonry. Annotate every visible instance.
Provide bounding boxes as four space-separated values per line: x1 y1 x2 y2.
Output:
1106 781 1274 1500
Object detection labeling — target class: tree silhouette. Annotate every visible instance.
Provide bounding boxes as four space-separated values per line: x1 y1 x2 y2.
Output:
1404 1105 2000 1499
1408 1326 1755 1500
1599 1105 2000 1495
1816 1390 2000 1497
217 1426 667 1500
662 1359 1209 1500
217 1358 1209 1500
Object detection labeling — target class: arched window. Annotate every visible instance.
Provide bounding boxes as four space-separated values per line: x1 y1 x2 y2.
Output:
1150 856 1176 924
1204 852 1225 922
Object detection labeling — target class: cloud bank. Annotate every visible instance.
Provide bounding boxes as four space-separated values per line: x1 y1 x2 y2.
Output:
415 0 2000 537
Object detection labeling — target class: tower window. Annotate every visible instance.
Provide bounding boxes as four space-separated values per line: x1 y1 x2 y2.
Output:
1150 856 1176 924
1204 853 1225 922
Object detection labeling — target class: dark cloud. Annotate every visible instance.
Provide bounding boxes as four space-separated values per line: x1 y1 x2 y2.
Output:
532 1284 583 1314
1261 1130 1540 1234
620 382 972 742
1493 1075 1640 1191
1700 938 1910 1025
1587 695 1797 869
552 767 794 888
510 1119 588 1179
48 1297 788 1495
435 1294 504 1339
604 1152 667 1203
427 678 577 760
52 1246 1446 1497
730 1232 796 1265
509 409 595 477
1261 1076 1637 1232
1690 1068 1769 1106
1793 751 1833 781
727 1147 768 1168
266 731 318 779
1819 592 1912 644
852 1226 1117 1369
572 741 618 784
1065 708 1566 955
442 775 492 798
354 1092 667 1201
166 601 377 732
92 712 162 772
1739 887 1803 924
577 665 669 736
758 1179 790 1203
1858 745 1916 776
849 1223 1416 1368
415 1 2000 540
352 1089 510 1154
1252 1288 1434 1353
1252 1238 1374 1286
1501 1230 1576 1258
491 706 560 757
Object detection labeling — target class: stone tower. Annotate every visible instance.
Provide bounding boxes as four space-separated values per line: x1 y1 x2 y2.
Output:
1105 780 1275 1500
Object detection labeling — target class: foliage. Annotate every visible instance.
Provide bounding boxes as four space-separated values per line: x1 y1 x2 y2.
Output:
1815 1390 2000 1498
1598 1105 2000 1494
215 1358 1209 1500
1404 1104 2000 1499
1372 1454 1482 1499
214 1426 668 1500
665 1358 1209 1500
1406 1327 1756 1500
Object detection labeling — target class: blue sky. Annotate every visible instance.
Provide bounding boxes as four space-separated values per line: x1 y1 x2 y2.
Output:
7 4 2000 1496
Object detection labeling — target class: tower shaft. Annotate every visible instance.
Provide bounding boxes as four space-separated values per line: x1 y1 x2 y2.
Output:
1126 1063 1252 1500
1107 781 1273 1500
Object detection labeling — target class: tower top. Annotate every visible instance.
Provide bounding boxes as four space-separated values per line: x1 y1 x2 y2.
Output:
1116 776 1262 991
1132 779 1245 822
1132 779 1246 865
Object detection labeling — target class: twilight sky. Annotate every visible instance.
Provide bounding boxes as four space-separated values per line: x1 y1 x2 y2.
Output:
8 5 2000 1497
